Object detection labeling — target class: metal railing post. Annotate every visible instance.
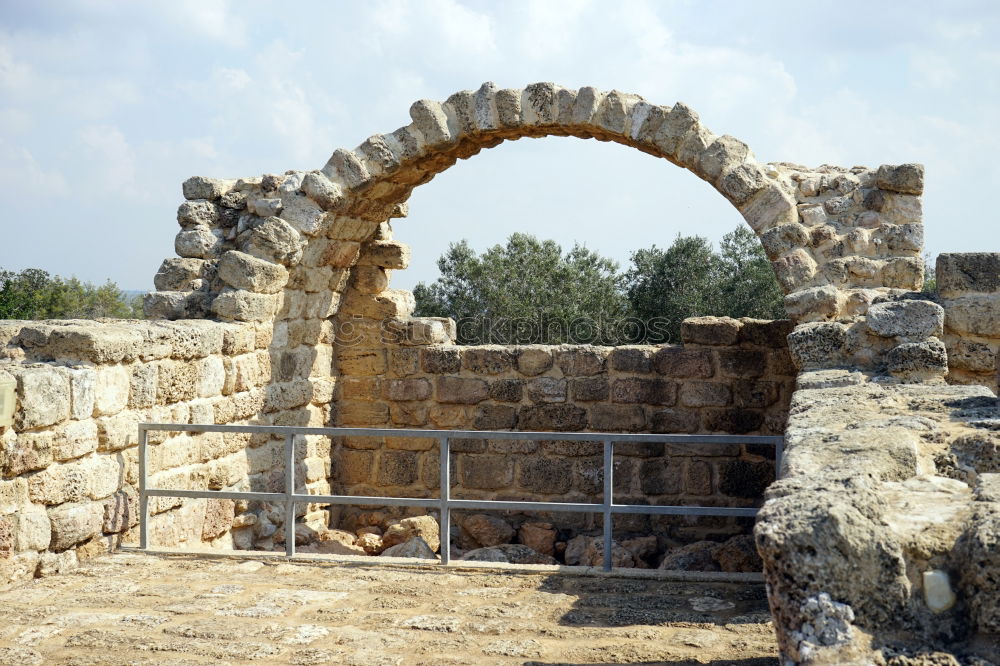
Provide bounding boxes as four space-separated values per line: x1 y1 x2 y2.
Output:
439 437 451 565
138 425 148 550
602 439 613 572
284 434 296 558
775 438 784 480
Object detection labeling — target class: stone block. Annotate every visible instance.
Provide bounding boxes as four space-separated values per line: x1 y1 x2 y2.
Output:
377 450 418 487
421 347 461 374
240 216 302 266
718 460 774 498
487 379 522 403
684 460 712 496
787 322 848 369
337 400 389 425
429 405 469 427
516 347 553 376
14 366 71 430
102 486 138 533
944 294 1000 337
526 377 567 403
53 420 99 461
518 457 572 494
212 289 278 322
217 251 289 293
947 339 996 373
67 367 96 420
733 380 781 408
866 299 944 339
48 501 103 550
358 240 410 269
390 403 428 426
571 376 609 402
681 317 741 346
202 498 235 540
473 404 517 430
937 253 1000 299
886 339 948 381
337 449 374 484
182 176 232 200
389 348 420 377
649 408 700 434
341 288 414 319
609 346 653 373
703 408 765 434
462 347 514 374
352 265 389 294
156 359 199 403
589 404 645 432
436 376 488 404
555 346 607 376
128 364 157 409
153 258 207 292
738 319 794 347
653 347 714 378
384 378 431 401
5 430 55 477
460 454 514 490
611 378 676 405
875 163 923 195
175 227 222 258
517 404 587 431
13 504 51 551
717 349 767 378
680 382 732 408
640 460 683 495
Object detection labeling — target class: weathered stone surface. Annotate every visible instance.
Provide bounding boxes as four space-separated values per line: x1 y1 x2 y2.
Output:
461 544 557 565
564 535 634 568
212 290 278 322
182 176 232 200
516 347 553 376
48 501 103 551
936 252 1000 299
379 535 438 559
517 521 556 556
241 217 302 266
14 366 70 430
358 240 410 269
681 317 741 346
461 513 514 549
217 251 289 293
866 300 944 339
943 294 1000 337
787 322 847 369
886 339 948 381
659 541 720 571
875 163 924 195
381 516 440 553
436 376 487 404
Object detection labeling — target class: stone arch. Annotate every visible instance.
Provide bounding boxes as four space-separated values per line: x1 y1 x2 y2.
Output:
147 81 926 368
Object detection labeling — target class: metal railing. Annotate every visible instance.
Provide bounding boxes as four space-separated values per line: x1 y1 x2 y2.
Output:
137 424 783 572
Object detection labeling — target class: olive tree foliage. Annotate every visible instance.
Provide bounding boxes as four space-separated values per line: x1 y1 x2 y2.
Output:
0 268 144 320
413 225 786 345
625 226 785 342
413 233 630 344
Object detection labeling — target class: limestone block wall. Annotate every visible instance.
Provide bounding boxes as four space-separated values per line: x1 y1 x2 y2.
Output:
331 316 794 540
0 318 334 589
938 252 1000 394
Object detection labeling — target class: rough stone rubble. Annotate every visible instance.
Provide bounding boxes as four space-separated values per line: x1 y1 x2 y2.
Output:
0 82 999 664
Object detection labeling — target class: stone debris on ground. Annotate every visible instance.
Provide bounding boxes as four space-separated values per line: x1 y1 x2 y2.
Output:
0 551 777 665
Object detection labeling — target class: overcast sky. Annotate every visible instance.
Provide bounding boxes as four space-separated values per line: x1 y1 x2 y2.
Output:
1 0 997 292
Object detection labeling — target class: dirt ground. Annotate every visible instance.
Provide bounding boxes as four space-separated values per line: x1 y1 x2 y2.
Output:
0 552 778 666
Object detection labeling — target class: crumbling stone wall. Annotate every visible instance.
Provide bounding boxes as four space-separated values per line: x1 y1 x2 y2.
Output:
938 252 1000 394
0 318 336 588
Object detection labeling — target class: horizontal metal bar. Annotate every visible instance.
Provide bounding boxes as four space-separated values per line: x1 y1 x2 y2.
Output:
610 504 759 517
138 423 782 445
145 489 286 502
144 489 756 519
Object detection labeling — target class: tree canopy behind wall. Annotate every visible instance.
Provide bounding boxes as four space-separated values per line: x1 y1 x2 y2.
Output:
413 225 786 345
0 268 144 320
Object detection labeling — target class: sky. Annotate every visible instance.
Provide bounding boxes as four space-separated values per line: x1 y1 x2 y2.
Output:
0 0 998 292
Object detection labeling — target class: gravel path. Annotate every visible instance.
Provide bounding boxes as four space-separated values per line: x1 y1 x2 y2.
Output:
0 552 778 665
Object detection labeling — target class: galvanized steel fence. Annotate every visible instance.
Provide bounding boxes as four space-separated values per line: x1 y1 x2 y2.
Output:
137 423 783 572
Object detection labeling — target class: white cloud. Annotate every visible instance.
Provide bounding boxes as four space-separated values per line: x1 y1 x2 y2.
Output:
78 124 139 195
0 141 70 198
909 52 958 89
149 0 247 48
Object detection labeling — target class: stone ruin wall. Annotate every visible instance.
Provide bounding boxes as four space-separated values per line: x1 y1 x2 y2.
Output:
1 81 999 663
330 317 793 543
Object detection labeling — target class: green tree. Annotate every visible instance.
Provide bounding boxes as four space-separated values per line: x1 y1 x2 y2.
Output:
624 235 721 344
625 227 785 343
0 268 143 320
413 234 630 344
715 225 785 320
